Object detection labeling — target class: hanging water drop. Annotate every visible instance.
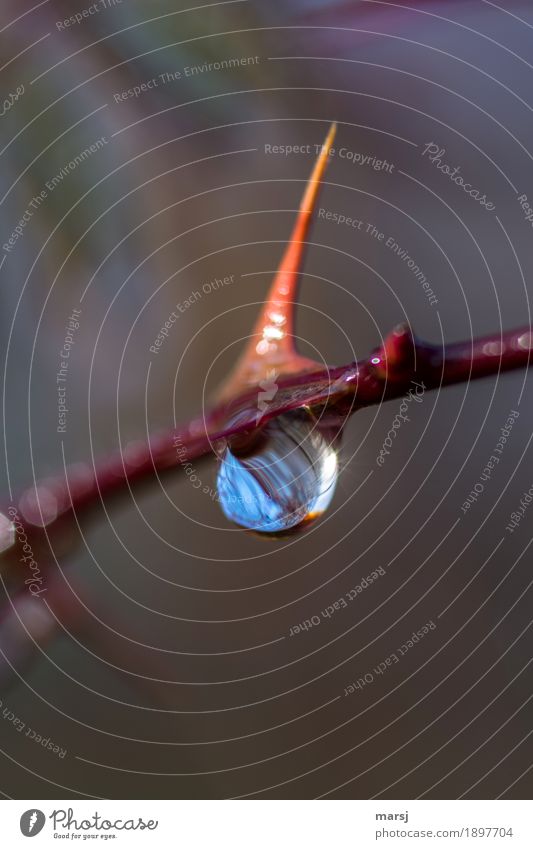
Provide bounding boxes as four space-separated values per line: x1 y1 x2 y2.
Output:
216 411 339 534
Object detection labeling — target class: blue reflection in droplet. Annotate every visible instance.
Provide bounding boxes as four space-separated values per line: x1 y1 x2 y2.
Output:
216 412 338 533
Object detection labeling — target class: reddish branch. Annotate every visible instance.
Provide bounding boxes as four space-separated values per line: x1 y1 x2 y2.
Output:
0 319 531 694
0 127 532 697
1 126 532 573
1 321 531 554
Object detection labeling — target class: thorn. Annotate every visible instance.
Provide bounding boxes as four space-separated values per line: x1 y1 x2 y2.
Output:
371 323 416 379
384 323 415 368
217 123 337 402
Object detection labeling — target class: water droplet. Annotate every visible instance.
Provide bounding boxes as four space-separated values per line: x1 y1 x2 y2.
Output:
482 341 504 356
0 512 15 554
517 332 533 351
19 486 59 527
216 411 338 534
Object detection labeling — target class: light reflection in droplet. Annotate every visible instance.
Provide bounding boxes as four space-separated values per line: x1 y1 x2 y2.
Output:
216 411 338 533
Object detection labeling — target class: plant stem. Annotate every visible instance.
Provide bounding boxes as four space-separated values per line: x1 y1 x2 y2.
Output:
1 322 530 564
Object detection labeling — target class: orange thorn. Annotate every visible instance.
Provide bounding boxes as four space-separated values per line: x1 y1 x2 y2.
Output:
217 122 337 402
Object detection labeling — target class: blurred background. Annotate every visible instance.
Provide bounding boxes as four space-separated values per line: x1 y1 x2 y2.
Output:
1 0 533 799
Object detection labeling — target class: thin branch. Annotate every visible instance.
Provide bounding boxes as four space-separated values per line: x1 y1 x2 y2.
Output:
2 127 532 564
0 321 530 565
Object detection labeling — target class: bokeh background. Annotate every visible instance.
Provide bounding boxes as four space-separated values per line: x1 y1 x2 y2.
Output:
1 0 533 799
